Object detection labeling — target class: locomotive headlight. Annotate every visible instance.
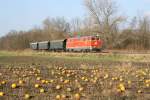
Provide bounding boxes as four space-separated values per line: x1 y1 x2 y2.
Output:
94 42 97 45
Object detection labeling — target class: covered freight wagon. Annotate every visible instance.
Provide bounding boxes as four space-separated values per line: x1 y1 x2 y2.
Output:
38 41 50 50
30 42 38 50
49 39 66 51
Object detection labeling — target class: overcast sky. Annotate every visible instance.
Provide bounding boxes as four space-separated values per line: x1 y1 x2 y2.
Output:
0 0 150 36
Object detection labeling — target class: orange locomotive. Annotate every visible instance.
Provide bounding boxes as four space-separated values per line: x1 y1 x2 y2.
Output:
66 36 103 52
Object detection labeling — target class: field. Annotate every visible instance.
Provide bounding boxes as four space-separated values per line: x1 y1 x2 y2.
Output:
0 51 150 100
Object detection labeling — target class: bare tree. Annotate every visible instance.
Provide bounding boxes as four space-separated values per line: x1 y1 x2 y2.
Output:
70 17 82 33
84 0 124 47
43 17 70 40
138 16 150 49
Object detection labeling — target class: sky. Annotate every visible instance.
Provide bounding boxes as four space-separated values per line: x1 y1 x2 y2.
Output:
0 0 150 36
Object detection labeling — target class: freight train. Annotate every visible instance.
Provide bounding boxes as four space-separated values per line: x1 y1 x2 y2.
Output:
30 35 104 52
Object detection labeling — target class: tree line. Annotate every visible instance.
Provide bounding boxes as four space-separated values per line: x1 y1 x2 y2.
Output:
0 0 150 50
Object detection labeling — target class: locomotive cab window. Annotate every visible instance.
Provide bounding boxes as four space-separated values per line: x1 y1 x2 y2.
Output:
96 37 100 40
92 37 96 40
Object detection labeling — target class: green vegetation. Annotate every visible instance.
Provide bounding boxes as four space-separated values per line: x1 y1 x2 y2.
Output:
0 51 149 63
